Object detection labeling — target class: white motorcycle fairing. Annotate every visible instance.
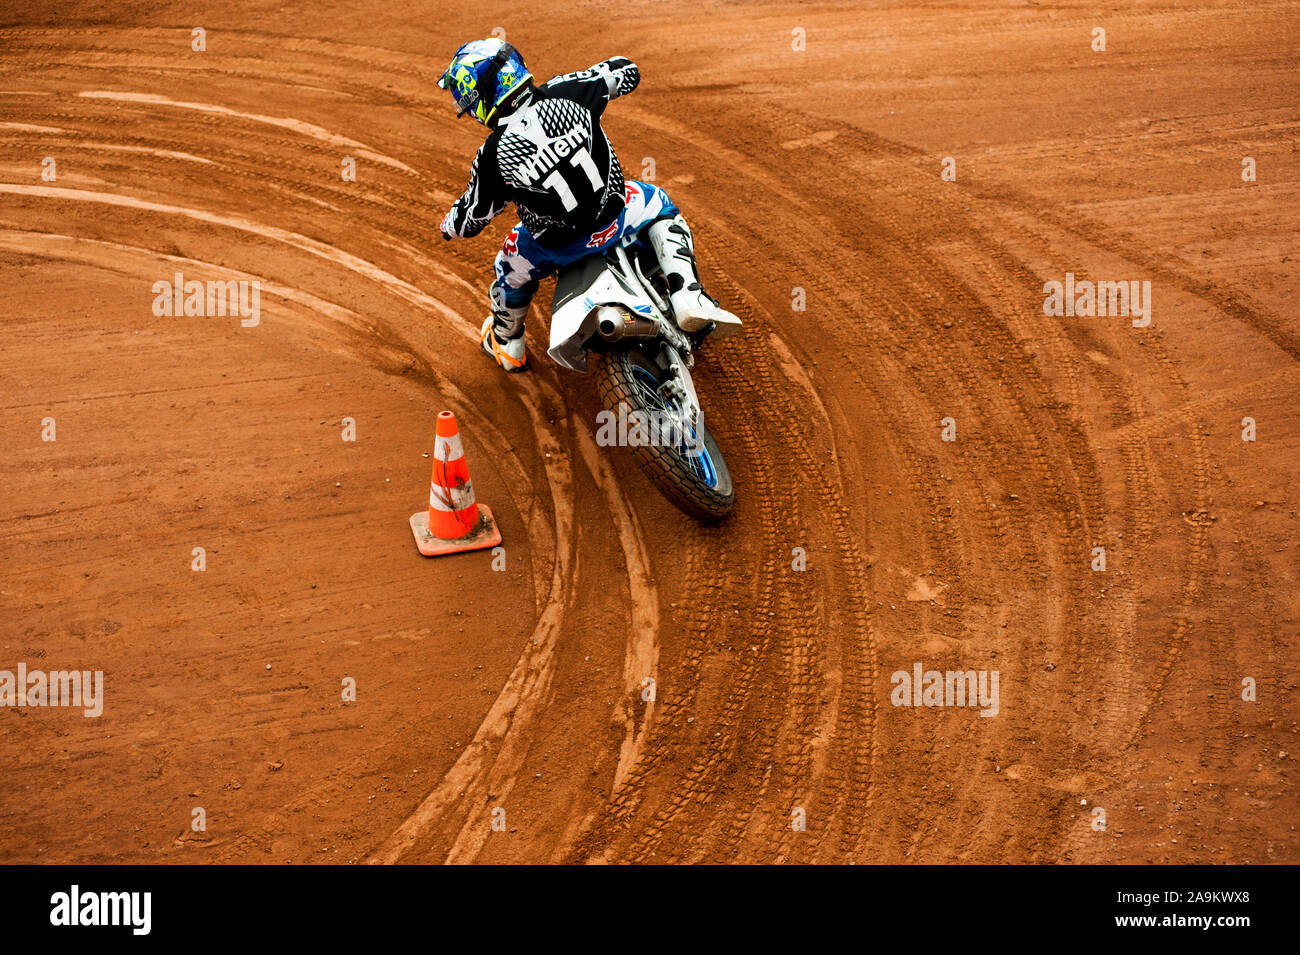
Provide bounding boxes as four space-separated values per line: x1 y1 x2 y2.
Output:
546 243 704 441
547 246 669 373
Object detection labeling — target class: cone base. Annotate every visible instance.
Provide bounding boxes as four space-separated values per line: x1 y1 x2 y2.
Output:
409 504 502 557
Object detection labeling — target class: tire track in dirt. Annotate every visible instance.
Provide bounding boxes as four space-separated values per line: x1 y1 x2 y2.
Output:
561 526 733 862
370 377 579 865
0 26 442 103
0 32 667 865
697 261 879 864
0 100 459 233
977 197 1291 826
571 423 660 795
75 91 416 173
0 39 600 862
558 106 889 862
970 178 1262 858
815 111 1272 860
620 108 944 861
741 105 1143 859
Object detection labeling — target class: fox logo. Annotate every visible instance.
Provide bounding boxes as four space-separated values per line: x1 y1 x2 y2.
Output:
503 227 519 256
625 183 638 205
587 220 619 248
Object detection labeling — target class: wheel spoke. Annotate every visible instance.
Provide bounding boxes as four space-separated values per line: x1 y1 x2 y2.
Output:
627 356 719 490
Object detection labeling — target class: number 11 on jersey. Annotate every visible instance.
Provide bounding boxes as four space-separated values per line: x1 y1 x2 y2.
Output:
542 146 604 211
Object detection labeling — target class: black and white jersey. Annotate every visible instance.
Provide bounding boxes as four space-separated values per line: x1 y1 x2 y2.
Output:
444 57 640 248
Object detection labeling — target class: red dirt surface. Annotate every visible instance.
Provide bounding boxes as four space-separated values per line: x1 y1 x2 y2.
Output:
1 0 1296 864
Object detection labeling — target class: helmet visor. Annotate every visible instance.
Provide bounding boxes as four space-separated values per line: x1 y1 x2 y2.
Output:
439 66 479 119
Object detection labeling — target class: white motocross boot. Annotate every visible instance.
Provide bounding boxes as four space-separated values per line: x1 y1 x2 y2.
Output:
480 285 528 373
645 215 742 339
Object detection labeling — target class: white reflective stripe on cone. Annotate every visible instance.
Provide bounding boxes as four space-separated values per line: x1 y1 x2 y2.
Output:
429 480 476 512
435 433 464 462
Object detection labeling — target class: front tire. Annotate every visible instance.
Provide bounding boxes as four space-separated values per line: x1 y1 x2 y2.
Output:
596 348 734 522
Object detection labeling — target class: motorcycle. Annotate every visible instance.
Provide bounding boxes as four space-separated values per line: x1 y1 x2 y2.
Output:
547 232 735 522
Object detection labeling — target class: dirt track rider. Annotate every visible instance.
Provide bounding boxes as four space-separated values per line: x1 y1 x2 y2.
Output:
436 38 741 520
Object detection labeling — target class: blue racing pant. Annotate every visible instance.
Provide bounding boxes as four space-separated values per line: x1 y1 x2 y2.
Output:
492 180 680 312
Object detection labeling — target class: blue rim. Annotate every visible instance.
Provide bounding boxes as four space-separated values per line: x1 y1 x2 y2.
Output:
629 363 718 489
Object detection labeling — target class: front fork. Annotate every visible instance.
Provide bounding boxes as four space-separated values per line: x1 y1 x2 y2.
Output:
655 340 703 440
612 242 706 439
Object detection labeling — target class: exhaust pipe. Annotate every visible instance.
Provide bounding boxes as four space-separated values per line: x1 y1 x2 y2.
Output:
596 306 656 342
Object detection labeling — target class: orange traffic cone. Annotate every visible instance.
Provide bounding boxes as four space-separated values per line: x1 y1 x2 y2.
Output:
409 411 502 557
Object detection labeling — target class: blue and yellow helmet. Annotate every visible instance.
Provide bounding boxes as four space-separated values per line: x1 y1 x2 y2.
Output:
437 39 532 127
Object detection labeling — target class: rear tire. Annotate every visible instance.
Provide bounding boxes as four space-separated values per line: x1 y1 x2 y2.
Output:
596 348 734 522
